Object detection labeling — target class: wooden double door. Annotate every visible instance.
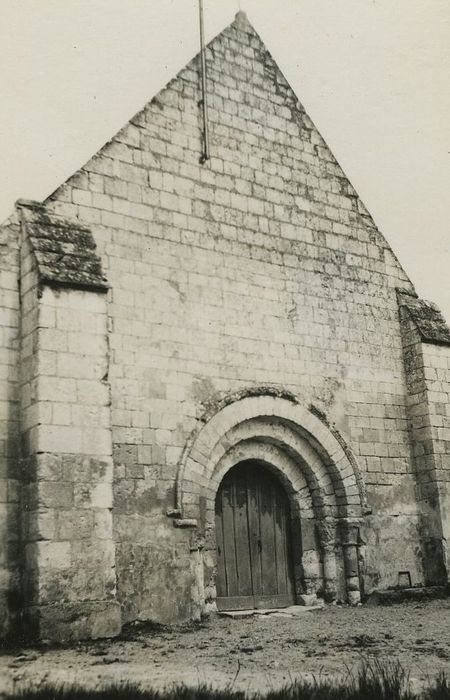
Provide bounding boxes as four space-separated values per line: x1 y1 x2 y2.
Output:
215 461 295 611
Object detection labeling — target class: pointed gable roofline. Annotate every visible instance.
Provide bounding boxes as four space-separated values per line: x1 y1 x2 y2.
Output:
2 10 412 298
47 11 308 197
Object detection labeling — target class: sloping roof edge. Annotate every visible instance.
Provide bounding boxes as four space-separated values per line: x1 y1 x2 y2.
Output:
397 289 450 346
3 11 417 298
17 199 109 293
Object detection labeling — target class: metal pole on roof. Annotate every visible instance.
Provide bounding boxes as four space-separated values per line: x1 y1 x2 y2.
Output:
199 0 210 163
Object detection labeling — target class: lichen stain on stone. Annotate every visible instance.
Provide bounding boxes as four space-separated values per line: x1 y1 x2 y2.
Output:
90 459 109 479
18 201 109 292
166 278 186 302
397 291 450 346
190 376 217 408
366 481 417 513
116 537 196 625
315 376 342 410
128 483 175 516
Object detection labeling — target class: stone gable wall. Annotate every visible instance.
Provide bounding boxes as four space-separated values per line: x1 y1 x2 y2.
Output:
40 15 422 620
0 14 435 630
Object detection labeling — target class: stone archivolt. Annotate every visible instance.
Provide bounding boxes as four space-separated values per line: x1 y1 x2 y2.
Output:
175 393 365 608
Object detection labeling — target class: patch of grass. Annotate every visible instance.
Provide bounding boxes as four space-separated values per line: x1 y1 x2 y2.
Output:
428 674 450 700
6 661 450 700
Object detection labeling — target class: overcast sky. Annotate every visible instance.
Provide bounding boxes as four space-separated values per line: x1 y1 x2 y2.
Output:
0 1 449 319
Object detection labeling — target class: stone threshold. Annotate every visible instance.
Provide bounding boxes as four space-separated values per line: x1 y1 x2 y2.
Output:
218 603 325 619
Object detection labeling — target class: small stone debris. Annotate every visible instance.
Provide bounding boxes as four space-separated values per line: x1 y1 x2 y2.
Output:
8 653 39 668
239 645 264 653
91 655 130 665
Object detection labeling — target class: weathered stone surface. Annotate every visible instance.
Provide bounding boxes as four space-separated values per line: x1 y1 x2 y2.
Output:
23 601 121 643
0 11 449 639
398 293 450 584
365 585 450 606
15 220 118 641
297 594 319 607
398 291 450 346
0 212 21 639
18 200 108 293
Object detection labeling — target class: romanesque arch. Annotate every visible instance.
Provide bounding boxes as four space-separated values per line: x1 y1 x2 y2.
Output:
175 391 367 607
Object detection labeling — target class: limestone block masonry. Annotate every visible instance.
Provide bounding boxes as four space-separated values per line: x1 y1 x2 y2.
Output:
17 202 121 641
0 11 449 640
398 292 450 583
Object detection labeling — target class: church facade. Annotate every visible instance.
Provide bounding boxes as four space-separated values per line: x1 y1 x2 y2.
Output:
1 12 450 642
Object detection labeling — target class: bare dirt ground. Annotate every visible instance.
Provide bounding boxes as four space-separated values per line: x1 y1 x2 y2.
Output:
1 599 450 696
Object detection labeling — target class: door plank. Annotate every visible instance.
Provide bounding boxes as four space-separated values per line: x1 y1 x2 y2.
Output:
215 490 227 598
247 467 263 597
216 595 255 611
275 493 288 594
233 471 253 597
253 593 294 609
221 480 238 597
258 472 278 596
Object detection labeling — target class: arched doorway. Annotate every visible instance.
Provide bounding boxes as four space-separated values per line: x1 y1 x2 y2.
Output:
215 460 295 611
175 393 366 613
